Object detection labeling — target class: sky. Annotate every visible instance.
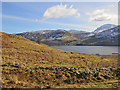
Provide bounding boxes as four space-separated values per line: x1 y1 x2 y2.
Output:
2 2 118 34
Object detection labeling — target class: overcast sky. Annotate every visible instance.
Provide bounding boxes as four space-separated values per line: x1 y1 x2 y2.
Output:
2 2 118 33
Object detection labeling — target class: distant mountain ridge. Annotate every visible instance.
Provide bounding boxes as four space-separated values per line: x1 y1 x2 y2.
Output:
15 24 119 46
16 29 78 46
93 24 117 34
16 30 72 41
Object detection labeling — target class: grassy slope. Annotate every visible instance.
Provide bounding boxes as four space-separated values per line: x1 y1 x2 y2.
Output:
2 32 120 88
2 32 119 68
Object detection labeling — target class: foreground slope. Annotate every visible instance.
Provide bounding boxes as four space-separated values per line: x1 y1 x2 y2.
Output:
2 32 120 88
3 32 118 68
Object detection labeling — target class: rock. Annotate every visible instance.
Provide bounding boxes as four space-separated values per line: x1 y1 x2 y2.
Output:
110 76 114 78
105 69 110 71
45 67 49 70
60 67 66 71
103 75 110 79
39 67 44 69
75 71 80 75
46 85 51 89
71 67 74 70
64 79 71 84
1 64 8 67
116 68 120 72
30 71 32 74
14 64 19 68
56 83 60 85
49 67 54 70
85 68 90 74
62 67 66 69
67 68 71 70
99 68 110 72
11 65 14 67
99 68 109 71
110 68 116 72
96 69 99 71
97 77 101 80
35 67 38 70
25 67 29 69
69 72 74 77
55 67 58 70
99 69 103 72
117 68 120 70
68 68 72 71
82 72 86 79
94 73 99 77
74 67 78 70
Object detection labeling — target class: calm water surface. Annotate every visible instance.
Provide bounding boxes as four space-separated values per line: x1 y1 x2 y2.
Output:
52 46 119 55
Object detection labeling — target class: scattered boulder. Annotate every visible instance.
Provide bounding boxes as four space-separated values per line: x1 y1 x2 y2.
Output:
69 72 75 77
49 67 54 70
97 77 101 80
85 68 90 74
94 73 99 77
110 68 116 72
98 69 103 72
2 64 8 67
103 75 110 79
39 67 44 69
45 67 49 70
46 85 51 89
74 67 78 70
64 79 71 84
71 67 74 70
82 72 86 79
75 71 80 75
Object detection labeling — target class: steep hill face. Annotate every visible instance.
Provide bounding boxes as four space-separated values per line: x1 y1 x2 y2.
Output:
2 32 118 68
2 32 71 67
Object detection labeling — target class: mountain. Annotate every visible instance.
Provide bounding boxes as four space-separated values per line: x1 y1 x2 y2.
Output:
15 30 78 46
93 24 117 34
74 25 119 46
69 30 88 34
94 25 119 39
15 24 119 46
69 30 91 38
69 24 119 46
2 32 119 88
16 30 73 40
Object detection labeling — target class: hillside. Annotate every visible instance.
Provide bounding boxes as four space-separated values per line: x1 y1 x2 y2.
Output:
2 32 120 88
